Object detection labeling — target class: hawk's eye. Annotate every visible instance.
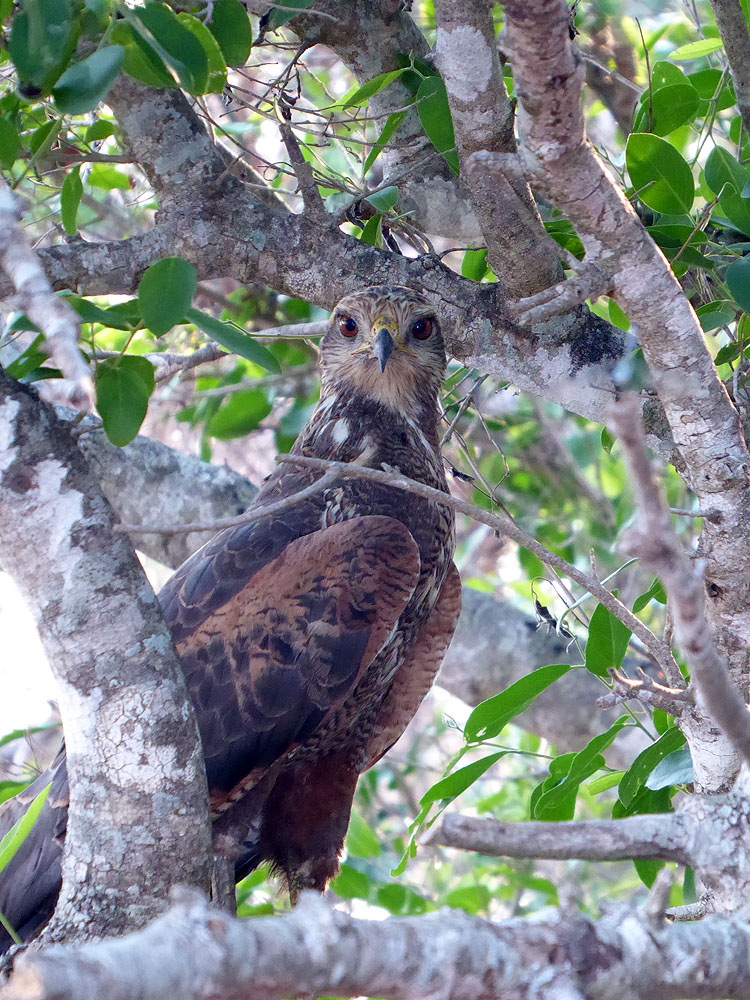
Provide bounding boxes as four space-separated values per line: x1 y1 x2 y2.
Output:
411 317 433 340
339 316 358 338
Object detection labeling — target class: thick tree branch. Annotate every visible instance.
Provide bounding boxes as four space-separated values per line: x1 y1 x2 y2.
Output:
433 0 565 299
8 889 750 1000
499 0 750 780
0 375 212 944
610 396 750 778
709 0 750 138
428 813 690 863
0 181 91 406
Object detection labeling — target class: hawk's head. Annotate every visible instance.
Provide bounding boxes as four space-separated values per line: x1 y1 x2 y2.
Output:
320 286 446 416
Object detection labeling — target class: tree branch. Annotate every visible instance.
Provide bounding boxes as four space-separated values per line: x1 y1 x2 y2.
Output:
0 180 91 406
708 0 750 137
427 813 690 863
433 0 564 298
0 376 212 945
609 396 750 775
499 0 750 781
8 888 750 1000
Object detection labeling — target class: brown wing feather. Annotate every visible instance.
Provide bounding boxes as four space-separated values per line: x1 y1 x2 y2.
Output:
170 515 421 803
363 560 462 768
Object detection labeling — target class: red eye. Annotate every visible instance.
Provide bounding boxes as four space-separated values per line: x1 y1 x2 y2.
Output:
339 316 358 338
411 317 433 340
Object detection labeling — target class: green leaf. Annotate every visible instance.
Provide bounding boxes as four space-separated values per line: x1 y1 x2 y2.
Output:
416 76 459 175
207 0 251 67
0 117 21 169
345 811 381 859
64 293 138 330
0 725 58 750
206 388 272 439
60 165 82 235
635 84 699 136
9 0 76 96
87 163 130 190
464 664 572 743
726 257 750 313
52 46 124 115
421 752 505 807
632 577 667 613
645 745 693 790
129 2 208 95
95 355 155 447
0 781 51 874
584 603 631 678
364 110 407 175
704 147 748 198
626 133 694 214
461 248 488 282
176 15 227 93
600 426 614 454
138 257 196 336
265 0 314 31
650 61 690 89
532 717 628 821
329 862 370 900
669 38 723 61
689 68 736 112
187 308 281 372
445 885 491 914
618 727 685 808
359 214 382 247
365 185 398 214
342 68 405 109
113 20 174 90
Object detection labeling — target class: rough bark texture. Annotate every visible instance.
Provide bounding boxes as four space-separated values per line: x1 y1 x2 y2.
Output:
501 0 750 790
0 374 212 944
8 890 750 1000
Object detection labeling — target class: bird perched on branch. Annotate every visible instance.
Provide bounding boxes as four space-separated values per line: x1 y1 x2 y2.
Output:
0 284 460 949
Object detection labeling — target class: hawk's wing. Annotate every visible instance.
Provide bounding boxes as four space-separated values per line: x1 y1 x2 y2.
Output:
364 561 462 768
160 514 421 805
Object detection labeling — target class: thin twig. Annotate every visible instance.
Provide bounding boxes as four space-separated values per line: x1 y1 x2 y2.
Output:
114 468 340 535
276 454 677 675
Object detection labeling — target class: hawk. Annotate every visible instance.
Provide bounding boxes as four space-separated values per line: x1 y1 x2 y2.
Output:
0 285 460 949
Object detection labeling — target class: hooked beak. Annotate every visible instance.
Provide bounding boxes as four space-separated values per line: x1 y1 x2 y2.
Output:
373 329 395 372
371 320 398 372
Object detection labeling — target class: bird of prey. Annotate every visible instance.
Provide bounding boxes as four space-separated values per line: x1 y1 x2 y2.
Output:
0 284 460 950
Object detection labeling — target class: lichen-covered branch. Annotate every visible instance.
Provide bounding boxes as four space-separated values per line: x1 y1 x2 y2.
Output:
709 0 750 137
610 396 750 787
0 181 91 406
428 813 690 863
0 375 212 944
499 0 750 788
8 889 750 1000
433 0 565 298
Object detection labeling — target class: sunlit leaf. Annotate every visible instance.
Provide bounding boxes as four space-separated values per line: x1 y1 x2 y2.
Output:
626 133 694 214
187 308 281 373
465 665 571 742
207 0 251 67
95 355 155 446
416 76 459 175
52 45 124 114
138 257 196 336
